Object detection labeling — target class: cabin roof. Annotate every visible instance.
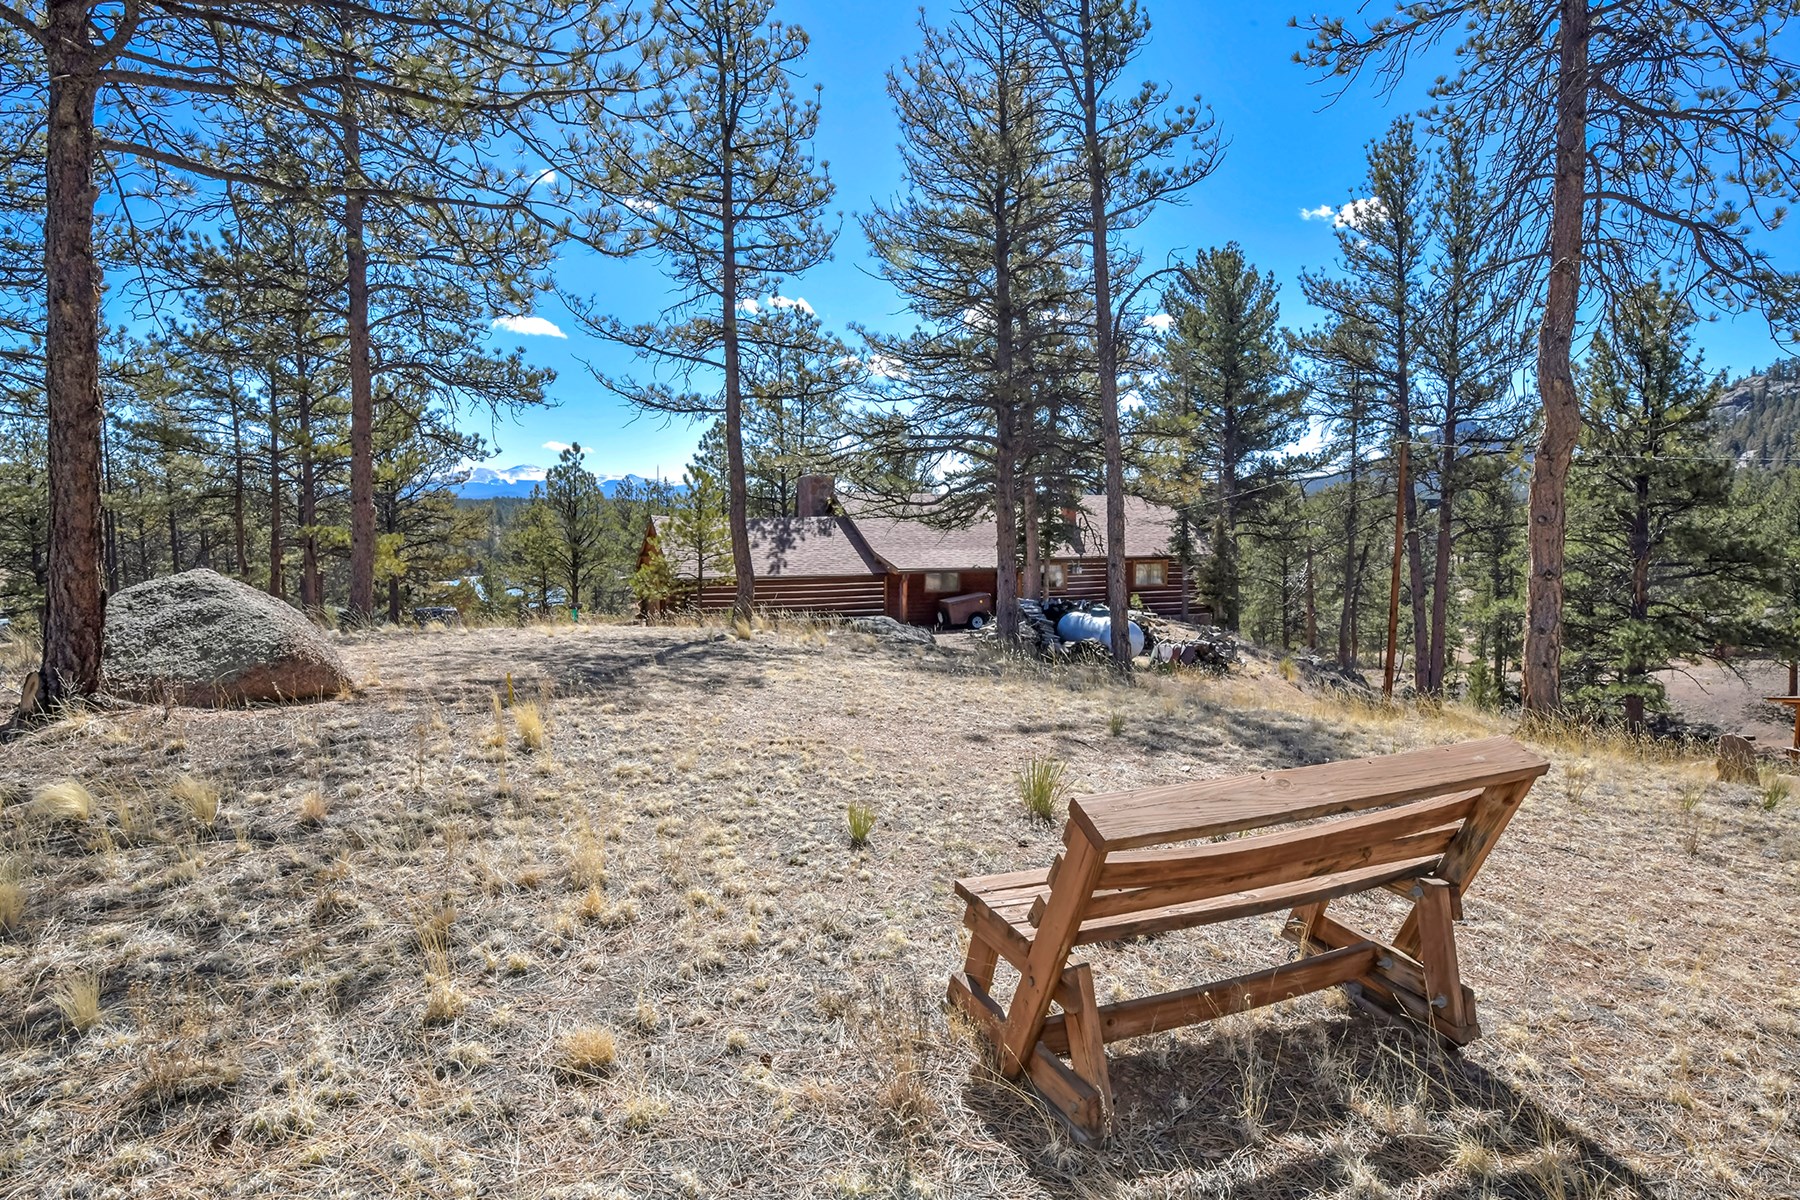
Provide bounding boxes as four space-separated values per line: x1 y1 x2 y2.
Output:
647 494 1189 580
650 516 884 579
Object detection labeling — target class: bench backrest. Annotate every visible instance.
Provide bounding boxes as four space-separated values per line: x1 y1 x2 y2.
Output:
1045 737 1549 925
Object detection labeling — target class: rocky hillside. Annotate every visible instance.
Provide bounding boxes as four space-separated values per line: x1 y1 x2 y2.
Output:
1716 362 1800 466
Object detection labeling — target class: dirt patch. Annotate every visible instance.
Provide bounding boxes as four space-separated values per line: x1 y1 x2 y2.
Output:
0 620 1794 1197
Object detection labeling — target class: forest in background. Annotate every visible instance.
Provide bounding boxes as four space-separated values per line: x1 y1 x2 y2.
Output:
2 1 1799 730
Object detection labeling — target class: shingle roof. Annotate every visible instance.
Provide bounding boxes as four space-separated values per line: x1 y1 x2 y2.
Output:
1052 495 1182 560
651 494 1190 579
849 516 1000 572
652 516 883 579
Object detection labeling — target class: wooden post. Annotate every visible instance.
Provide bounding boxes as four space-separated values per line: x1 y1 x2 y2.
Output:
999 828 1104 1078
1412 877 1471 1036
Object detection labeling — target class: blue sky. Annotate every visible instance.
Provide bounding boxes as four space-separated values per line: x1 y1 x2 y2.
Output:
473 1 1793 479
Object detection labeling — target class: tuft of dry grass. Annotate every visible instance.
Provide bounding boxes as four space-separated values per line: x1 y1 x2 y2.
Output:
846 800 876 847
557 1025 618 1076
171 773 220 830
513 701 547 750
53 973 102 1032
567 824 606 890
1757 765 1791 811
0 859 23 933
297 787 327 825
33 779 94 822
1015 755 1066 823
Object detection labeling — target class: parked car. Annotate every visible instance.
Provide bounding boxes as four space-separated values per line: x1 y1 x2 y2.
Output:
937 591 994 630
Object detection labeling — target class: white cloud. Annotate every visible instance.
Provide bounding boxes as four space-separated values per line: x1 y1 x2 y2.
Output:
866 353 908 381
531 168 558 190
1142 312 1175 332
542 441 593 456
492 315 567 339
1301 197 1387 231
622 196 659 215
740 294 814 318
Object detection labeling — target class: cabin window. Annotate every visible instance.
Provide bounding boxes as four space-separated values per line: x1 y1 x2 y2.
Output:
1133 560 1168 588
1043 564 1067 590
923 571 961 593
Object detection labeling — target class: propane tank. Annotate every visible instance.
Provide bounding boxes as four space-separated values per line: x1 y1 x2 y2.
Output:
1055 610 1146 656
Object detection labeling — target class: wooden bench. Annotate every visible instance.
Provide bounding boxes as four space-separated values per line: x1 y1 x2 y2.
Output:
947 736 1549 1143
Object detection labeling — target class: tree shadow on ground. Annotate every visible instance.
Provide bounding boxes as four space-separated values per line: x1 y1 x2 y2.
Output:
365 629 804 708
963 1012 1665 1200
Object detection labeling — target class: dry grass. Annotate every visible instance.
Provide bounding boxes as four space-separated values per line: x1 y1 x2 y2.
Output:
52 972 102 1032
513 701 547 751
0 622 1793 1198
0 857 23 933
557 1025 618 1076
32 778 94 822
170 773 220 830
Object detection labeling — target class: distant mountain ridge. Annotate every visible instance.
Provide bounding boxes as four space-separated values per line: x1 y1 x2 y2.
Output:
1715 365 1800 467
453 465 674 500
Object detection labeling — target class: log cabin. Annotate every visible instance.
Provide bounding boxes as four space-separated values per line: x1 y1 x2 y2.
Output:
640 475 1208 625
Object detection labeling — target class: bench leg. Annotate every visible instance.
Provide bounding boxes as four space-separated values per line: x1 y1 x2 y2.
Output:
1412 877 1477 1042
1056 963 1112 1139
961 914 1000 992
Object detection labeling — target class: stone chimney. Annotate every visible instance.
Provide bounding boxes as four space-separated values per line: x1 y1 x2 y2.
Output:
796 473 837 518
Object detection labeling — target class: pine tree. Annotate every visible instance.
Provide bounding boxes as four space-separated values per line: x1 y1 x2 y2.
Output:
581 0 835 623
542 444 605 619
1018 0 1221 663
1299 117 1430 697
1564 286 1776 728
861 0 1084 643
1142 244 1305 632
1413 115 1530 694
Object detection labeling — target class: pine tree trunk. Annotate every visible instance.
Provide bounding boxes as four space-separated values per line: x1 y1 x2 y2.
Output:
268 380 284 600
1022 480 1042 603
298 363 320 611
992 164 1021 644
345 184 375 618
341 41 376 621
1523 0 1590 717
1339 419 1361 668
720 167 755 625
1383 440 1408 698
1426 407 1458 695
1305 541 1318 651
37 2 106 708
1077 4 1128 664
1623 473 1651 731
230 386 248 579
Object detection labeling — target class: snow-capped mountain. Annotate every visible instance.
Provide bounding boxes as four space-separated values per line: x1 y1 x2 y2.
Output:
453 465 673 500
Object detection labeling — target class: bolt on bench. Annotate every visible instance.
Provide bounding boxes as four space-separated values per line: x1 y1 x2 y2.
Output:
948 737 1549 1143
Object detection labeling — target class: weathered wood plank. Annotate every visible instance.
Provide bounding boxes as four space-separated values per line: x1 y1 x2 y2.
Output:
1072 824 1460 923
1413 877 1471 1034
1070 737 1547 852
1058 963 1112 1130
1093 791 1480 890
1071 858 1439 945
1393 776 1535 955
962 895 1033 970
1083 942 1379 1043
998 826 1106 1079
